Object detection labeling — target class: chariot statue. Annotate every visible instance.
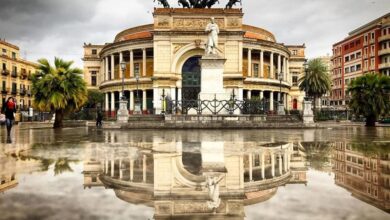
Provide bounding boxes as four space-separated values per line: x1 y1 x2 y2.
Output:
226 0 242 9
154 0 170 8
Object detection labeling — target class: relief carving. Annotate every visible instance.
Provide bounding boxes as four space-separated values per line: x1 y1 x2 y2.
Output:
173 18 224 30
173 43 188 54
157 18 170 28
227 18 240 27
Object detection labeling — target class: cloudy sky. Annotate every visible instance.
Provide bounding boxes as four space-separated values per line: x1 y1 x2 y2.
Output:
0 0 389 68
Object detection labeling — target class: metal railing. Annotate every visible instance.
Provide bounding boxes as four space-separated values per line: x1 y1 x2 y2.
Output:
166 98 279 115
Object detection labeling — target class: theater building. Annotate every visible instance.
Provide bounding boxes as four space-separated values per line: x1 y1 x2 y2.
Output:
83 8 306 115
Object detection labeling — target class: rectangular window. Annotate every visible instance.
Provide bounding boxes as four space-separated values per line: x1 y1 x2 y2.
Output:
2 48 6 55
134 63 140 77
12 52 16 59
351 54 355 60
2 81 6 91
92 49 97 55
292 76 298 86
292 50 297 55
356 64 362 71
90 71 97 86
371 32 375 39
345 56 350 62
253 63 259 77
2 63 6 70
350 66 356 72
345 67 350 73
12 83 17 93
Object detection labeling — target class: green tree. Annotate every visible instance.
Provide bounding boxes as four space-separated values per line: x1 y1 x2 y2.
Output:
299 58 332 113
32 57 88 128
85 89 104 108
347 73 390 127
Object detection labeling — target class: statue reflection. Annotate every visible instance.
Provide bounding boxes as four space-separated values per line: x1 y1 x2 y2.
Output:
83 141 308 219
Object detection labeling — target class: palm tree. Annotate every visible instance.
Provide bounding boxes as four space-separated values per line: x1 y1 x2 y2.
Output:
299 58 331 114
347 73 390 127
32 57 88 128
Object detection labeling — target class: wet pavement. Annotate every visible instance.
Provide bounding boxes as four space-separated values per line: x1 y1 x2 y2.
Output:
0 126 390 220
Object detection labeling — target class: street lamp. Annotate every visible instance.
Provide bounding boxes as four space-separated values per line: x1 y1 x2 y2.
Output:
303 59 309 101
120 62 126 100
134 66 141 114
278 72 283 104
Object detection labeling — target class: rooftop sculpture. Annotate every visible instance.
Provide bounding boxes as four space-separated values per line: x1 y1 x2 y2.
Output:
154 0 242 9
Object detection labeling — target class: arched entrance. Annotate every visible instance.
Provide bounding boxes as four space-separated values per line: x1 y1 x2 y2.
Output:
293 99 298 110
182 56 201 101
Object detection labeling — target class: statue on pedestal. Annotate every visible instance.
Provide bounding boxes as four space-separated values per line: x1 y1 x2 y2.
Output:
226 0 242 9
154 0 170 8
205 175 224 210
205 17 220 55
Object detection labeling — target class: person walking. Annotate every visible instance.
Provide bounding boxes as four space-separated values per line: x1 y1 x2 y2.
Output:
96 110 103 128
2 97 16 142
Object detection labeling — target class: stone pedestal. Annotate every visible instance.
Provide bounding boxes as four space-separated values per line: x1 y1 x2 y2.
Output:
277 103 285 115
134 102 142 115
199 54 230 115
117 100 129 123
303 100 314 124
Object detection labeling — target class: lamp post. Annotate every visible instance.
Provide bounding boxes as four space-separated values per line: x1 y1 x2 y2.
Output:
120 62 126 100
277 72 285 115
303 59 309 101
134 67 141 114
117 62 129 122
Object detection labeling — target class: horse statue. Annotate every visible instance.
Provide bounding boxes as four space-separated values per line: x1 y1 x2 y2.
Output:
154 0 170 8
178 0 191 8
226 0 242 9
206 0 219 8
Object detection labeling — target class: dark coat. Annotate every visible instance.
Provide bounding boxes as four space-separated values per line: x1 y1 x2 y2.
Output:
2 101 16 120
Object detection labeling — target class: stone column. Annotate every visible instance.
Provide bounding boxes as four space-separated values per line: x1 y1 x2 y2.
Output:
249 154 253 182
247 90 252 100
270 91 274 111
130 50 134 77
283 152 288 172
129 159 134 182
238 88 244 101
278 92 281 102
278 153 283 175
111 92 115 112
271 152 275 177
170 87 176 102
260 90 264 100
142 90 147 111
142 155 147 183
105 158 109 174
248 49 252 77
130 90 134 111
178 88 182 102
105 57 109 81
261 152 265 179
111 54 115 80
142 48 147 77
260 50 264 78
287 58 290 83
277 54 281 78
270 52 274 79
105 93 109 111
284 57 287 81
119 159 123 179
111 158 115 177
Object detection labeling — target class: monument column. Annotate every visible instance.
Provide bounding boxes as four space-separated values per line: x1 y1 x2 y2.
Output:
111 54 115 80
270 52 274 79
130 50 134 77
142 48 147 77
248 49 252 77
270 91 274 111
260 50 264 78
142 90 147 111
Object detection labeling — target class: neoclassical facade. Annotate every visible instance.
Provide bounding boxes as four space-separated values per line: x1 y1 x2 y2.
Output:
83 8 306 115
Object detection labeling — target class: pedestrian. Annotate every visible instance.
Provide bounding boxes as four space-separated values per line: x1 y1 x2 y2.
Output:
2 97 16 142
96 110 103 128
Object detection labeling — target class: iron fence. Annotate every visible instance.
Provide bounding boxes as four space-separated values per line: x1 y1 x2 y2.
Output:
166 98 279 115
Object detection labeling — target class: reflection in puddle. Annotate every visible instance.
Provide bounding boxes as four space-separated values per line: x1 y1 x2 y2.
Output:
0 128 389 219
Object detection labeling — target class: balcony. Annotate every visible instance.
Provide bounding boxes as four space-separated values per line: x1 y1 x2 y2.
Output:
20 72 28 80
379 63 390 70
378 35 390 42
379 48 390 56
11 71 18 78
19 89 26 96
11 89 17 95
1 69 10 76
1 87 8 94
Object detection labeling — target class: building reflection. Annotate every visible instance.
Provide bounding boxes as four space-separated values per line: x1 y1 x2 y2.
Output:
333 142 390 213
83 140 308 219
